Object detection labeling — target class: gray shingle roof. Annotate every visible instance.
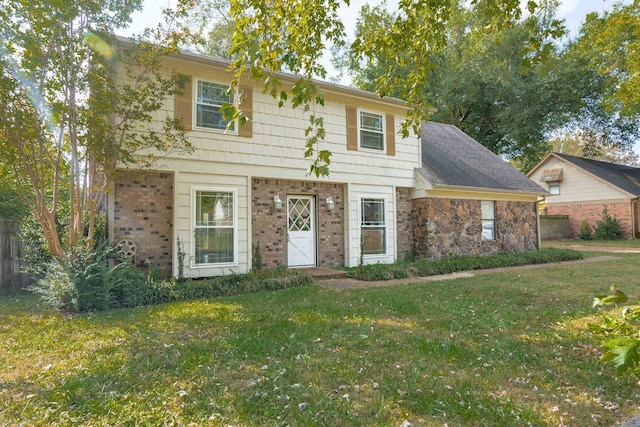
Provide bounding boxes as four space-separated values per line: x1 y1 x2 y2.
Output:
552 153 640 196
419 121 547 195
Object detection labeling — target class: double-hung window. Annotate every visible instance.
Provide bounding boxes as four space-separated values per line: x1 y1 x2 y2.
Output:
196 80 235 131
361 198 386 255
194 189 236 265
481 200 495 241
359 111 384 151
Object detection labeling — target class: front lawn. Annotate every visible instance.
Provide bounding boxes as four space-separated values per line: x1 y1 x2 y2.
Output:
1 255 639 426
544 239 640 249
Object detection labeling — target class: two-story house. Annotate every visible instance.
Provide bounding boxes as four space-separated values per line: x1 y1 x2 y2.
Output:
109 49 420 278
109 48 546 278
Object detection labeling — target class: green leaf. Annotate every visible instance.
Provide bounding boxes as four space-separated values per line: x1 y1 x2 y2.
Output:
601 337 640 376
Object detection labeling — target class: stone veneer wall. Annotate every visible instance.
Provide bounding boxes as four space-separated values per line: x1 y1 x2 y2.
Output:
396 187 414 260
411 197 539 259
113 171 174 278
252 178 345 269
546 202 634 239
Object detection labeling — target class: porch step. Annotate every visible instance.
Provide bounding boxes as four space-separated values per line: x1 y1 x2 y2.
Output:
295 267 349 280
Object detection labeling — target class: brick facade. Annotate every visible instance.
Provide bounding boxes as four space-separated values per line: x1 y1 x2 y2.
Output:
546 202 635 239
251 178 345 269
396 187 414 260
113 171 174 278
411 197 539 259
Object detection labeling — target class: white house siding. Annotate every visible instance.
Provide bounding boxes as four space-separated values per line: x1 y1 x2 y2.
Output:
529 157 629 204
173 170 249 278
346 184 398 267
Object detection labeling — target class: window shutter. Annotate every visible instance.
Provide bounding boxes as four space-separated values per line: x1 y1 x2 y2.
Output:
174 74 192 131
386 113 395 156
346 105 358 151
238 85 253 138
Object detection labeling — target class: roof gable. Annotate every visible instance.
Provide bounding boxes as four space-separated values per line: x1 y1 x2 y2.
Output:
540 153 640 197
419 122 547 195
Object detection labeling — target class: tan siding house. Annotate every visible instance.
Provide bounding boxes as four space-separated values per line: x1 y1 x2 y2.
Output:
109 47 547 278
528 153 640 239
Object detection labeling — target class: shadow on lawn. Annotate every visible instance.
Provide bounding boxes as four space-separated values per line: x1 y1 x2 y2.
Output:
1 281 638 426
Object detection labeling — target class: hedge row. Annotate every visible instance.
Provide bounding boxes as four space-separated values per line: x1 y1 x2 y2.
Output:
349 249 584 281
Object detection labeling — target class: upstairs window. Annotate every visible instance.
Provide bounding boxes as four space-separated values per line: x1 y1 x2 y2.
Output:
481 201 495 241
359 111 384 151
196 80 235 131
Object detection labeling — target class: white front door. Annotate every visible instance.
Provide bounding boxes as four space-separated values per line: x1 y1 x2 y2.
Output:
287 196 316 267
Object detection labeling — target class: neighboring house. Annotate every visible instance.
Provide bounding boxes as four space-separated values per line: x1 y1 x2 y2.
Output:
528 152 640 239
413 122 547 258
109 48 546 278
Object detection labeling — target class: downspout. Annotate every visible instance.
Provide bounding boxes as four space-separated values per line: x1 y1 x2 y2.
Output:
631 197 639 238
248 175 253 271
393 184 398 262
536 197 543 250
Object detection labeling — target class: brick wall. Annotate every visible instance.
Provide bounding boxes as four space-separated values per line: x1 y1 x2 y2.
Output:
252 178 345 269
396 187 414 260
411 197 539 259
546 202 634 238
113 171 174 277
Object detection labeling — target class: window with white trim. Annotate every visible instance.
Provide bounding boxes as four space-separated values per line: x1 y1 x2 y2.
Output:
481 200 495 241
548 181 560 195
194 189 236 265
195 80 235 131
361 198 386 255
359 111 384 151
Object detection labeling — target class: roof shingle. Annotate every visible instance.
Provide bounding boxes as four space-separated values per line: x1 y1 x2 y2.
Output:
419 121 547 195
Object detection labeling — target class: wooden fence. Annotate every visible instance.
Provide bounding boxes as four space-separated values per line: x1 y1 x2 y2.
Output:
0 220 29 296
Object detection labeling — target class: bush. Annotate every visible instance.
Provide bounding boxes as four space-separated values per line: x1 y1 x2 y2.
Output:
31 250 313 312
349 249 584 281
29 261 77 311
594 208 622 240
579 220 593 240
19 216 55 283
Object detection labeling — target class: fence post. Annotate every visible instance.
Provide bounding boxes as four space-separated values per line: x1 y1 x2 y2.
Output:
0 220 29 296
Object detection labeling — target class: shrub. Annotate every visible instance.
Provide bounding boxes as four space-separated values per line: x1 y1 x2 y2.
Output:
29 261 77 311
32 251 313 312
594 208 622 240
349 249 583 281
579 220 593 240
19 216 55 282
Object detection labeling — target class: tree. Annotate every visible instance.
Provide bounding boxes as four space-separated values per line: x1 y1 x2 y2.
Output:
337 1 625 172
226 0 564 176
336 1 640 172
0 0 195 260
190 0 235 59
550 131 640 166
576 2 640 120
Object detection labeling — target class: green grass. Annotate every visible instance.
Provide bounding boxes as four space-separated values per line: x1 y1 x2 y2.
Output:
2 255 640 426
544 239 640 248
